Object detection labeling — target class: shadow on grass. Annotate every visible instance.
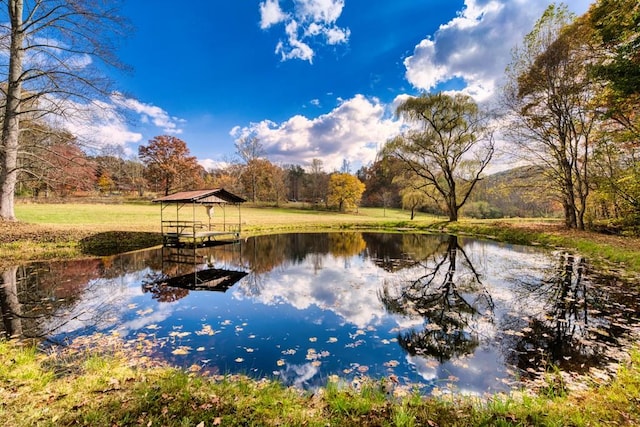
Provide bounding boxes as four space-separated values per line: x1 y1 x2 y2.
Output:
79 231 163 256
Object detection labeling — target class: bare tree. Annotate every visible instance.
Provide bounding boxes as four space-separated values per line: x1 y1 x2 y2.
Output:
0 0 129 220
234 135 265 203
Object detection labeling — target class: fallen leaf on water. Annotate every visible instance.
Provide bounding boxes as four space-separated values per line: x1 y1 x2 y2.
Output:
171 346 192 355
384 360 399 368
169 331 191 338
136 308 153 316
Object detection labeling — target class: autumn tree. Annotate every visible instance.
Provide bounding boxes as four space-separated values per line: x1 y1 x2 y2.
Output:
589 0 640 101
393 175 430 219
327 173 365 212
356 157 402 208
41 143 97 196
504 4 598 229
285 164 305 201
238 158 287 204
586 0 640 224
206 164 243 196
384 93 494 222
307 158 329 206
235 135 265 203
0 0 128 220
138 135 204 196
93 150 147 196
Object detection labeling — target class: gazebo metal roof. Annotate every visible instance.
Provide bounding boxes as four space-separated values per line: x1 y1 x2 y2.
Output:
153 188 246 205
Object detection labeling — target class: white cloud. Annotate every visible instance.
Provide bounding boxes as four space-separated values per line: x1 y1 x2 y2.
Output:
111 93 184 135
403 0 593 104
199 158 230 171
259 0 288 29
231 95 401 171
50 98 143 151
43 93 185 155
259 0 350 63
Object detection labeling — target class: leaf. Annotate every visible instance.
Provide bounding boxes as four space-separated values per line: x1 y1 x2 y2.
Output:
171 346 192 355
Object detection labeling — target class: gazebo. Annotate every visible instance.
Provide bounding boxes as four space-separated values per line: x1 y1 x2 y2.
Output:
153 188 246 247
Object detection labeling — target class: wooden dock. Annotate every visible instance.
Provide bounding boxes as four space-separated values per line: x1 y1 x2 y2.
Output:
161 220 240 247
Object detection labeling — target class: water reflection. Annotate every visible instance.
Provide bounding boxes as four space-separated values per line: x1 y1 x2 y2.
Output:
1 232 638 395
504 251 640 379
379 235 493 362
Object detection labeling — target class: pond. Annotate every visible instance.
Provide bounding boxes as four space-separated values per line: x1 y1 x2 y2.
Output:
1 232 639 396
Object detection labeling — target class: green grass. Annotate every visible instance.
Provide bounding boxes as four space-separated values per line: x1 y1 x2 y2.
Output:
1 339 639 426
15 202 161 231
14 202 424 232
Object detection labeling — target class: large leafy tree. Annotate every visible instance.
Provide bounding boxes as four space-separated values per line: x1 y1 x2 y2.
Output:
586 0 640 224
327 173 365 212
384 93 494 222
138 135 204 196
239 158 287 204
0 0 128 220
504 4 598 229
589 0 640 100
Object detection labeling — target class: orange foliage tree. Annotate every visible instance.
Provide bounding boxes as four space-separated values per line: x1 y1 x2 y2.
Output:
138 135 204 195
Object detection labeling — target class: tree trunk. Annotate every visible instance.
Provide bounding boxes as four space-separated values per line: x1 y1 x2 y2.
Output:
0 0 25 221
0 266 23 338
447 195 458 222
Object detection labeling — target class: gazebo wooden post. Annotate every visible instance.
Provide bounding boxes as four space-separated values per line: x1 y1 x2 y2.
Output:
223 204 226 231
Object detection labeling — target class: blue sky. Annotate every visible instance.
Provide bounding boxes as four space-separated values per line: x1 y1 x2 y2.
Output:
77 0 592 172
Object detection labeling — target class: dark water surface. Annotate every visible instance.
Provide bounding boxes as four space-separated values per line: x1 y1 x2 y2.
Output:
1 232 639 395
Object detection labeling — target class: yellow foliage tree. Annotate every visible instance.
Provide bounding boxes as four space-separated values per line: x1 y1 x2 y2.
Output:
327 173 365 212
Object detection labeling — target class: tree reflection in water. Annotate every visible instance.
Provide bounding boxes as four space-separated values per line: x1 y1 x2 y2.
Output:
0 254 159 340
504 251 640 379
379 235 494 362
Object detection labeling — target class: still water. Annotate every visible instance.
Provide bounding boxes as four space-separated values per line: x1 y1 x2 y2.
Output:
1 232 639 395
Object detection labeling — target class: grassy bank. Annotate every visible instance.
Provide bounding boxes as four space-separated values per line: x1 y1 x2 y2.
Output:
2 201 640 425
1 338 639 426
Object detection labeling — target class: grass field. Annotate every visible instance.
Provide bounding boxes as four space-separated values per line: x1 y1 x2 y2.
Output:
14 201 436 233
